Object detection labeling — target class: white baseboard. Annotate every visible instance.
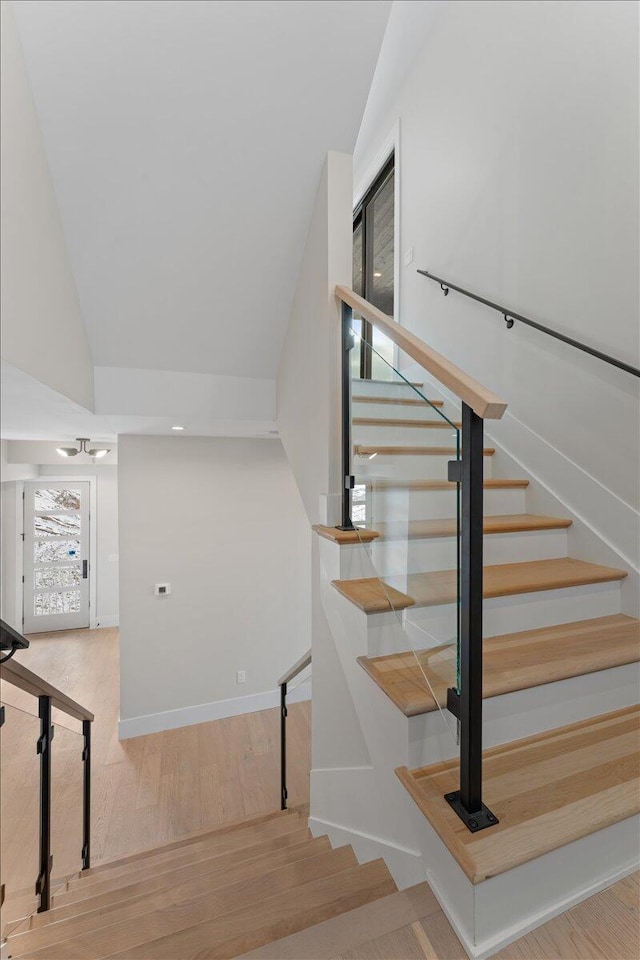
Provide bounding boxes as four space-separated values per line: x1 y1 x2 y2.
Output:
118 680 311 739
309 814 427 889
94 615 119 628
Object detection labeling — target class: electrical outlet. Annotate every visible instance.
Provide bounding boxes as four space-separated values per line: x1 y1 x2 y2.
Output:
236 670 246 684
404 246 414 266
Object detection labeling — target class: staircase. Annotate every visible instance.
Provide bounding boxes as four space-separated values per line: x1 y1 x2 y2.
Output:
310 354 640 957
3 808 404 959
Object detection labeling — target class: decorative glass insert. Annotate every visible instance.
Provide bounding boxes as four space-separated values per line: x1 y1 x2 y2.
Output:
34 489 81 512
34 591 81 616
352 483 367 524
34 567 82 590
34 515 81 538
34 540 81 564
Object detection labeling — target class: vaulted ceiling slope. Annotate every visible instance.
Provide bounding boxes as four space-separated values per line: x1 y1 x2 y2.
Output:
13 0 391 379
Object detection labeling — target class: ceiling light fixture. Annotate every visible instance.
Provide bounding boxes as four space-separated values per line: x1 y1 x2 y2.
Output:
56 438 111 459
171 425 185 431
373 271 382 277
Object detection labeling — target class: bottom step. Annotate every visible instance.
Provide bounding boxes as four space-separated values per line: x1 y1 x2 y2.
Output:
396 705 640 884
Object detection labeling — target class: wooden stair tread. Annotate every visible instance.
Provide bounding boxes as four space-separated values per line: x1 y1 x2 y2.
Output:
354 444 495 456
353 395 443 407
372 514 572 540
59 813 306 897
313 525 379 544
333 558 628 613
358 614 640 716
19 846 363 960
9 837 334 956
356 477 528 490
236 882 439 959
102 859 396 959
396 705 640 884
353 417 460 428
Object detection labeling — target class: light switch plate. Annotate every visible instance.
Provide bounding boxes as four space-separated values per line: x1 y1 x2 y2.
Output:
404 246 414 266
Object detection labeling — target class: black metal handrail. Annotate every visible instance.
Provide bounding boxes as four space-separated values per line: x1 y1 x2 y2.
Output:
418 268 640 378
278 650 311 810
0 619 93 913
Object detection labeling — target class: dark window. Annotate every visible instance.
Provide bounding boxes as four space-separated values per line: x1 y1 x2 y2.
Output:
352 154 395 379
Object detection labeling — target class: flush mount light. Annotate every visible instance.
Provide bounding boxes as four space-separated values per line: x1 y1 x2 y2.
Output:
373 271 382 277
171 425 185 431
56 438 111 459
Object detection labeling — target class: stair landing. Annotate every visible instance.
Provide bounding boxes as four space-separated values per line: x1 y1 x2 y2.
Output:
396 705 640 884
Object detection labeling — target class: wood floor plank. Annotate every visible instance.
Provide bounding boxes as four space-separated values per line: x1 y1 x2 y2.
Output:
354 445 495 456
358 615 640 716
355 478 528 490
353 417 460 429
353 396 443 407
396 706 640 883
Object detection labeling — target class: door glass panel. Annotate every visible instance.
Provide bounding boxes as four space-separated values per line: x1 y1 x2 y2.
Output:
34 489 81 512
34 540 81 563
34 566 82 589
370 170 395 378
34 514 81 537
34 591 81 617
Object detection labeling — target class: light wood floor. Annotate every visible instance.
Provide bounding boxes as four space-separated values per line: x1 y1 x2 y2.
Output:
2 627 638 958
1 627 310 871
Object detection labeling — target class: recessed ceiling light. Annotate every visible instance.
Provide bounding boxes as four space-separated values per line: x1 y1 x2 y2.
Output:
373 271 382 277
171 426 185 431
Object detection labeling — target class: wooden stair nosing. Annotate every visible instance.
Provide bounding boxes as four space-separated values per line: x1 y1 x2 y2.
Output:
100 859 397 960
353 395 443 407
395 705 640 884
313 525 380 544
353 417 460 428
354 444 495 456
372 514 572 541
11 836 331 957
356 477 529 491
357 614 640 717
333 558 629 614
12 843 354 960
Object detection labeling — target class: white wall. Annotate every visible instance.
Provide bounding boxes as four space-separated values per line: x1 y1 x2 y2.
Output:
118 435 312 737
0 1 94 411
1 483 21 630
355 0 639 553
277 151 353 526
38 464 119 627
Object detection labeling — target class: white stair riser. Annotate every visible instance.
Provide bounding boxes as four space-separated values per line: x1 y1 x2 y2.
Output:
355 452 494 480
354 423 459 444
370 530 568 576
365 582 623 657
364 485 527 520
351 379 427 399
353 401 450 421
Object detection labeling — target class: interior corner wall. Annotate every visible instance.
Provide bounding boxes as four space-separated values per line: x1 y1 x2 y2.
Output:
0 0 94 411
354 0 639 540
276 151 353 526
117 435 312 737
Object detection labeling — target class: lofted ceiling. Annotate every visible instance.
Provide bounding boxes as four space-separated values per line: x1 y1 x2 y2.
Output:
12 0 392 379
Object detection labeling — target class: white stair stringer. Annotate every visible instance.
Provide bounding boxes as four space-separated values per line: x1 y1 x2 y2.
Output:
312 533 639 959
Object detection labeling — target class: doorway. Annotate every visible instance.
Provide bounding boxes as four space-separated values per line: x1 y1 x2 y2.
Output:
352 152 395 380
23 481 91 633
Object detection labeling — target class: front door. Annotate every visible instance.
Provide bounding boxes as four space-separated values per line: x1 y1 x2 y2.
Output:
23 481 90 634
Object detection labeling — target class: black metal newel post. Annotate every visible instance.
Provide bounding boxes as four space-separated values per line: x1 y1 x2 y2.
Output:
37 695 53 911
280 682 288 810
445 403 498 833
82 720 92 870
338 300 355 530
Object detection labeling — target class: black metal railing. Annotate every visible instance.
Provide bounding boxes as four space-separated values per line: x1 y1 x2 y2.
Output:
337 288 499 833
278 650 311 810
418 268 640 378
0 619 94 914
